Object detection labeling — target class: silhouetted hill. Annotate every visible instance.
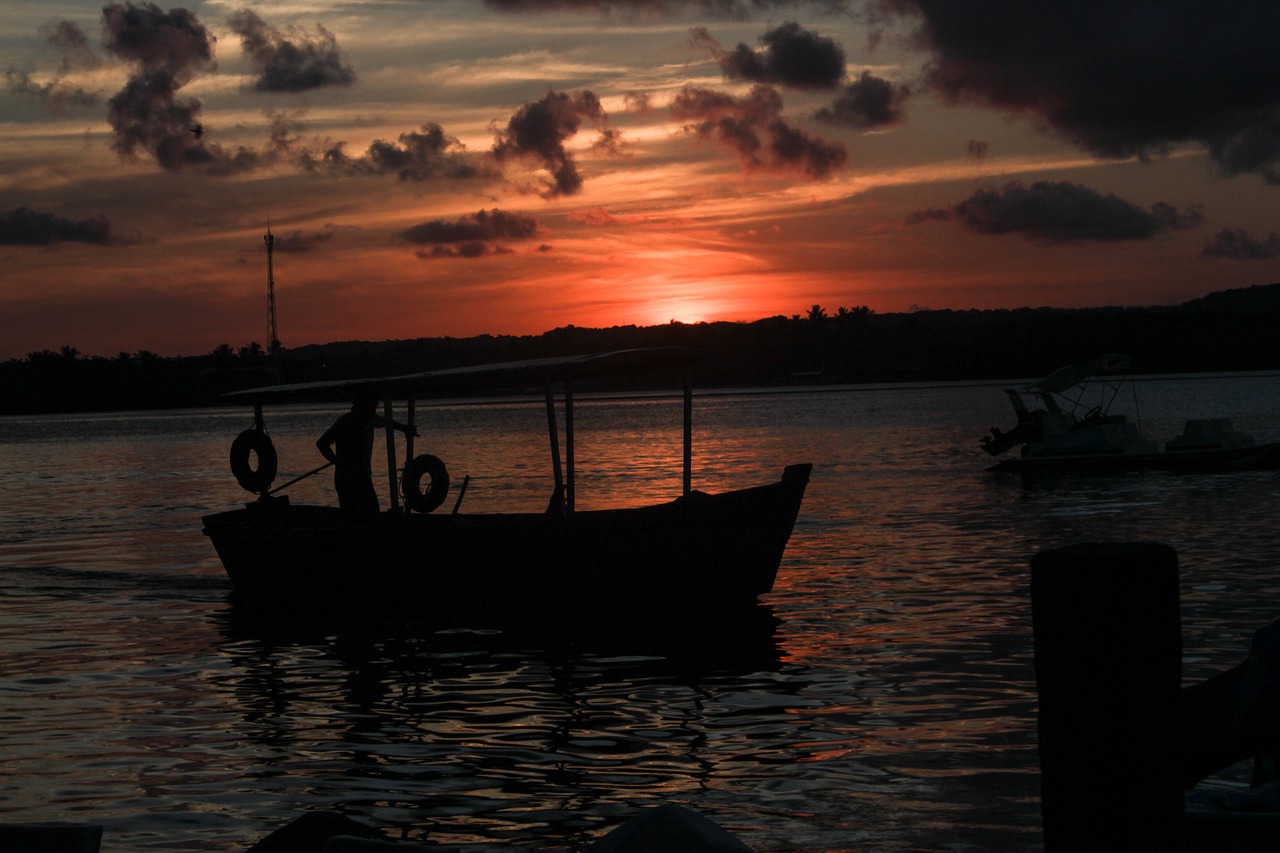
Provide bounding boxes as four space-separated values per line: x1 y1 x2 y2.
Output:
4 282 1279 415
1181 282 1280 314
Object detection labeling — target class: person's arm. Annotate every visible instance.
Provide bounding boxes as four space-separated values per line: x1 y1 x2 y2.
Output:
371 414 419 436
316 424 338 464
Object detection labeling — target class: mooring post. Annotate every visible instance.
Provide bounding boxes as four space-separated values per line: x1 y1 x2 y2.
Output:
1030 541 1183 851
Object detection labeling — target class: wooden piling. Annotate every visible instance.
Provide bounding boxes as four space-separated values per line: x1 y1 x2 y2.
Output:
1030 542 1183 851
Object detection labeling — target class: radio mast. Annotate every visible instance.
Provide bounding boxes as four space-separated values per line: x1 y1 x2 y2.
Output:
265 224 280 355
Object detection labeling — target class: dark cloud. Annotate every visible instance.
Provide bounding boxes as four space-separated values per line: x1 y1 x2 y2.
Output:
398 209 541 245
884 1 1280 181
623 91 653 113
41 19 102 73
484 0 849 15
4 68 99 108
814 71 908 129
301 123 478 181
105 68 203 166
415 242 517 260
492 90 613 197
227 9 355 93
0 207 127 246
1208 117 1280 185
100 2 273 173
670 84 847 178
1202 228 1280 260
906 181 1203 242
102 2 214 75
5 19 101 107
268 228 337 253
401 209 536 260
965 139 988 160
691 22 845 90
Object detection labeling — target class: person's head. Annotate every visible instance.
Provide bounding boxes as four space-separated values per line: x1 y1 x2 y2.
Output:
352 386 379 413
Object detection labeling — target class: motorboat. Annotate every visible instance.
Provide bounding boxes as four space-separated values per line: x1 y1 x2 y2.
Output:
980 354 1280 472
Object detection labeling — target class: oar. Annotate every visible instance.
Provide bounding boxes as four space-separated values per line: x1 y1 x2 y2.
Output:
268 461 333 495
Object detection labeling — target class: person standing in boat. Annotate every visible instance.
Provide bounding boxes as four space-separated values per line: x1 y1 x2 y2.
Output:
316 387 416 523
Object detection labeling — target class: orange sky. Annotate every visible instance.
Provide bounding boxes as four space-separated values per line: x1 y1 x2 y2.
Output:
3 1 1279 359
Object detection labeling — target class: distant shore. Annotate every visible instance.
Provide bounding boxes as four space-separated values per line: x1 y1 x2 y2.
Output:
5 282 1279 416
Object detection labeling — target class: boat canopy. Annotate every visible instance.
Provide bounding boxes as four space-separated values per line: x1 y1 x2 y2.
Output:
225 347 709 512
224 347 707 402
1032 354 1131 394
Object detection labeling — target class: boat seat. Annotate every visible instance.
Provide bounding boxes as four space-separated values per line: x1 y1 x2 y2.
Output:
0 823 102 853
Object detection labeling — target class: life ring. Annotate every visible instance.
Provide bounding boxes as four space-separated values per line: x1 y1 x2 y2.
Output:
230 428 278 494
402 454 449 513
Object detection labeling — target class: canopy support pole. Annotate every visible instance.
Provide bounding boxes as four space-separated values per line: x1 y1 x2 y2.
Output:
383 392 400 513
565 381 575 512
544 382 564 514
404 395 416 516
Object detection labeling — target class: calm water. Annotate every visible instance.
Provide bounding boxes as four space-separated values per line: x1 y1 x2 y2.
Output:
3 375 1280 852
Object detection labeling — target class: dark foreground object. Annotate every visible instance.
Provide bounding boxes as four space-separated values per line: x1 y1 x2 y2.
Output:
245 804 753 852
0 823 103 852
1031 542 1183 850
0 805 754 852
1032 542 1280 852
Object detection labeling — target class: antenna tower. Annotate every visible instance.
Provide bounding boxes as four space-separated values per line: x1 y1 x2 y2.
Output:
265 224 279 354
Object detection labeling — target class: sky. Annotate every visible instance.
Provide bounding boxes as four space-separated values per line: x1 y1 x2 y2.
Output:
2 0 1279 360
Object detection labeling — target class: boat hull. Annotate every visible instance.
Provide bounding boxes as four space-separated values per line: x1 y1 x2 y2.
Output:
203 464 811 612
988 442 1280 473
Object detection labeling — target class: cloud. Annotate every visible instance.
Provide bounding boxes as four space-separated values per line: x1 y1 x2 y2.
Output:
101 2 273 173
300 123 479 181
4 68 99 109
886 1 1280 181
814 71 908 129
42 19 102 74
5 19 102 108
1202 228 1280 260
398 209 541 259
906 181 1203 242
102 2 214 75
491 90 613 197
268 228 339 253
415 242 516 260
691 22 845 90
670 84 847 178
227 9 356 93
484 0 846 14
399 209 541 244
0 207 128 246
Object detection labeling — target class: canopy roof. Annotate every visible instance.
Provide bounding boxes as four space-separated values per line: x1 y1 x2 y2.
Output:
226 347 706 402
1032 354 1132 394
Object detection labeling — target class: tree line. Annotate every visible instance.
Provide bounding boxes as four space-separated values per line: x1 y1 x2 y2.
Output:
4 283 1279 415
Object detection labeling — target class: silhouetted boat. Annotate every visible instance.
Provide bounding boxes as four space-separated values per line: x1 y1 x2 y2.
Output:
202 348 811 611
981 354 1280 473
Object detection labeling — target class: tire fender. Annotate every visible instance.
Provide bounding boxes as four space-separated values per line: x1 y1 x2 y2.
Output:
402 454 450 513
230 428 278 494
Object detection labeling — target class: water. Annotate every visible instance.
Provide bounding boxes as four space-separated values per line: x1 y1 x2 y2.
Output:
3 375 1280 851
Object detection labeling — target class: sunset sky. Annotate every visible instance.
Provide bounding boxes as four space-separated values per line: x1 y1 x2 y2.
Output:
3 0 1279 359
